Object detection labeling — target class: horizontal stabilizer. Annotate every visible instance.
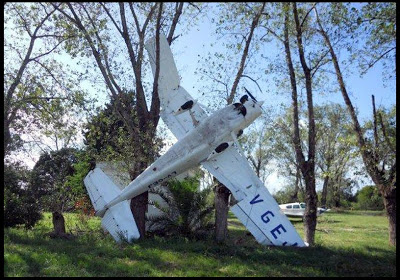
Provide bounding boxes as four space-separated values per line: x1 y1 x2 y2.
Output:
84 167 140 243
84 168 120 212
101 200 140 243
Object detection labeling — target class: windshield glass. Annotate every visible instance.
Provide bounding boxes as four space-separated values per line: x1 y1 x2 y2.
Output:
300 203 306 209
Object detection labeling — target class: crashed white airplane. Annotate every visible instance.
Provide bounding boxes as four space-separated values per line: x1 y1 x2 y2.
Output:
84 34 306 247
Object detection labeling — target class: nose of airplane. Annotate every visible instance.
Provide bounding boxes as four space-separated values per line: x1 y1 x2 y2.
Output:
257 101 265 107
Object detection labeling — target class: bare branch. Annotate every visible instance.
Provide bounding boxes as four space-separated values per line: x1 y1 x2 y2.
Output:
378 111 395 153
140 3 158 35
300 2 318 30
65 3 119 99
260 25 284 43
167 2 184 45
150 2 163 127
187 2 201 12
119 3 137 68
241 74 263 93
80 3 122 94
361 47 396 75
100 2 124 36
371 95 379 149
310 49 331 72
5 4 58 112
13 5 32 36
32 59 64 90
126 3 141 37
28 38 68 61
228 2 265 105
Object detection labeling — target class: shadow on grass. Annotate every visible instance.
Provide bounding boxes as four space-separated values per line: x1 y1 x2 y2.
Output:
5 229 171 276
4 227 396 277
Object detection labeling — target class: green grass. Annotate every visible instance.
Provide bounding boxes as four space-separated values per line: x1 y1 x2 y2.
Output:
4 210 396 277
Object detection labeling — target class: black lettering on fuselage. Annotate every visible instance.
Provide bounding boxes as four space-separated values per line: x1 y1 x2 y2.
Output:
148 171 177 188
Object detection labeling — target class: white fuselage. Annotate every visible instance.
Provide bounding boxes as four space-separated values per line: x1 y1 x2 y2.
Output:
98 100 263 216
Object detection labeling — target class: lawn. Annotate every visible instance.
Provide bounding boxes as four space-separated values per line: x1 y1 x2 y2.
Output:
4 210 396 277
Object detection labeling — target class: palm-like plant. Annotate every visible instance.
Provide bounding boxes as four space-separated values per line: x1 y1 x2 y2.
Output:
147 177 215 240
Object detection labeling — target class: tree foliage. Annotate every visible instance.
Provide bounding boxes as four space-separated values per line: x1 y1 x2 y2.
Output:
4 3 92 158
30 148 79 213
4 163 42 229
240 114 275 183
352 3 396 79
64 149 96 215
83 90 164 175
314 103 359 208
354 185 385 211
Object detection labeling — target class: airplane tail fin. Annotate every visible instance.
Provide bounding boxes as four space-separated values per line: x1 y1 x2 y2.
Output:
84 167 140 243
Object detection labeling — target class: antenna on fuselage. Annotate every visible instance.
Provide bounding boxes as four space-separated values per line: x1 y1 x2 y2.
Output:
244 87 257 102
244 87 267 114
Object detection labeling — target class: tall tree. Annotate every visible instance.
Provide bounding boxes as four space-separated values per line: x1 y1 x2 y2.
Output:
52 2 202 238
314 4 396 246
4 3 88 159
281 2 320 245
314 103 358 208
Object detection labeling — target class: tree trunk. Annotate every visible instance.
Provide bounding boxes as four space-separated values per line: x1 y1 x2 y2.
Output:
291 166 301 202
52 211 66 236
302 170 318 246
321 176 329 208
130 191 149 238
289 3 318 246
334 176 342 208
214 183 231 243
4 121 11 158
382 185 396 246
129 159 149 239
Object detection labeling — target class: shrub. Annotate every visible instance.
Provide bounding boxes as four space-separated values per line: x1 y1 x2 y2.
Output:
4 164 42 229
354 185 384 210
147 177 215 240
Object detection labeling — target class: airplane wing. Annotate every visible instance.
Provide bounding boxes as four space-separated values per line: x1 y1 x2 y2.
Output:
201 146 306 247
145 34 208 140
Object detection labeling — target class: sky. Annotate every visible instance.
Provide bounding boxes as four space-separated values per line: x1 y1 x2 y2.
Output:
171 5 395 123
7 3 396 194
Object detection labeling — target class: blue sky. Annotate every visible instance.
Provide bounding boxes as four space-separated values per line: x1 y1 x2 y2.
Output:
171 9 395 125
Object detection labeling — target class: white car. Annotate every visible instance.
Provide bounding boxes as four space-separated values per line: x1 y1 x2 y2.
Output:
279 202 329 218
